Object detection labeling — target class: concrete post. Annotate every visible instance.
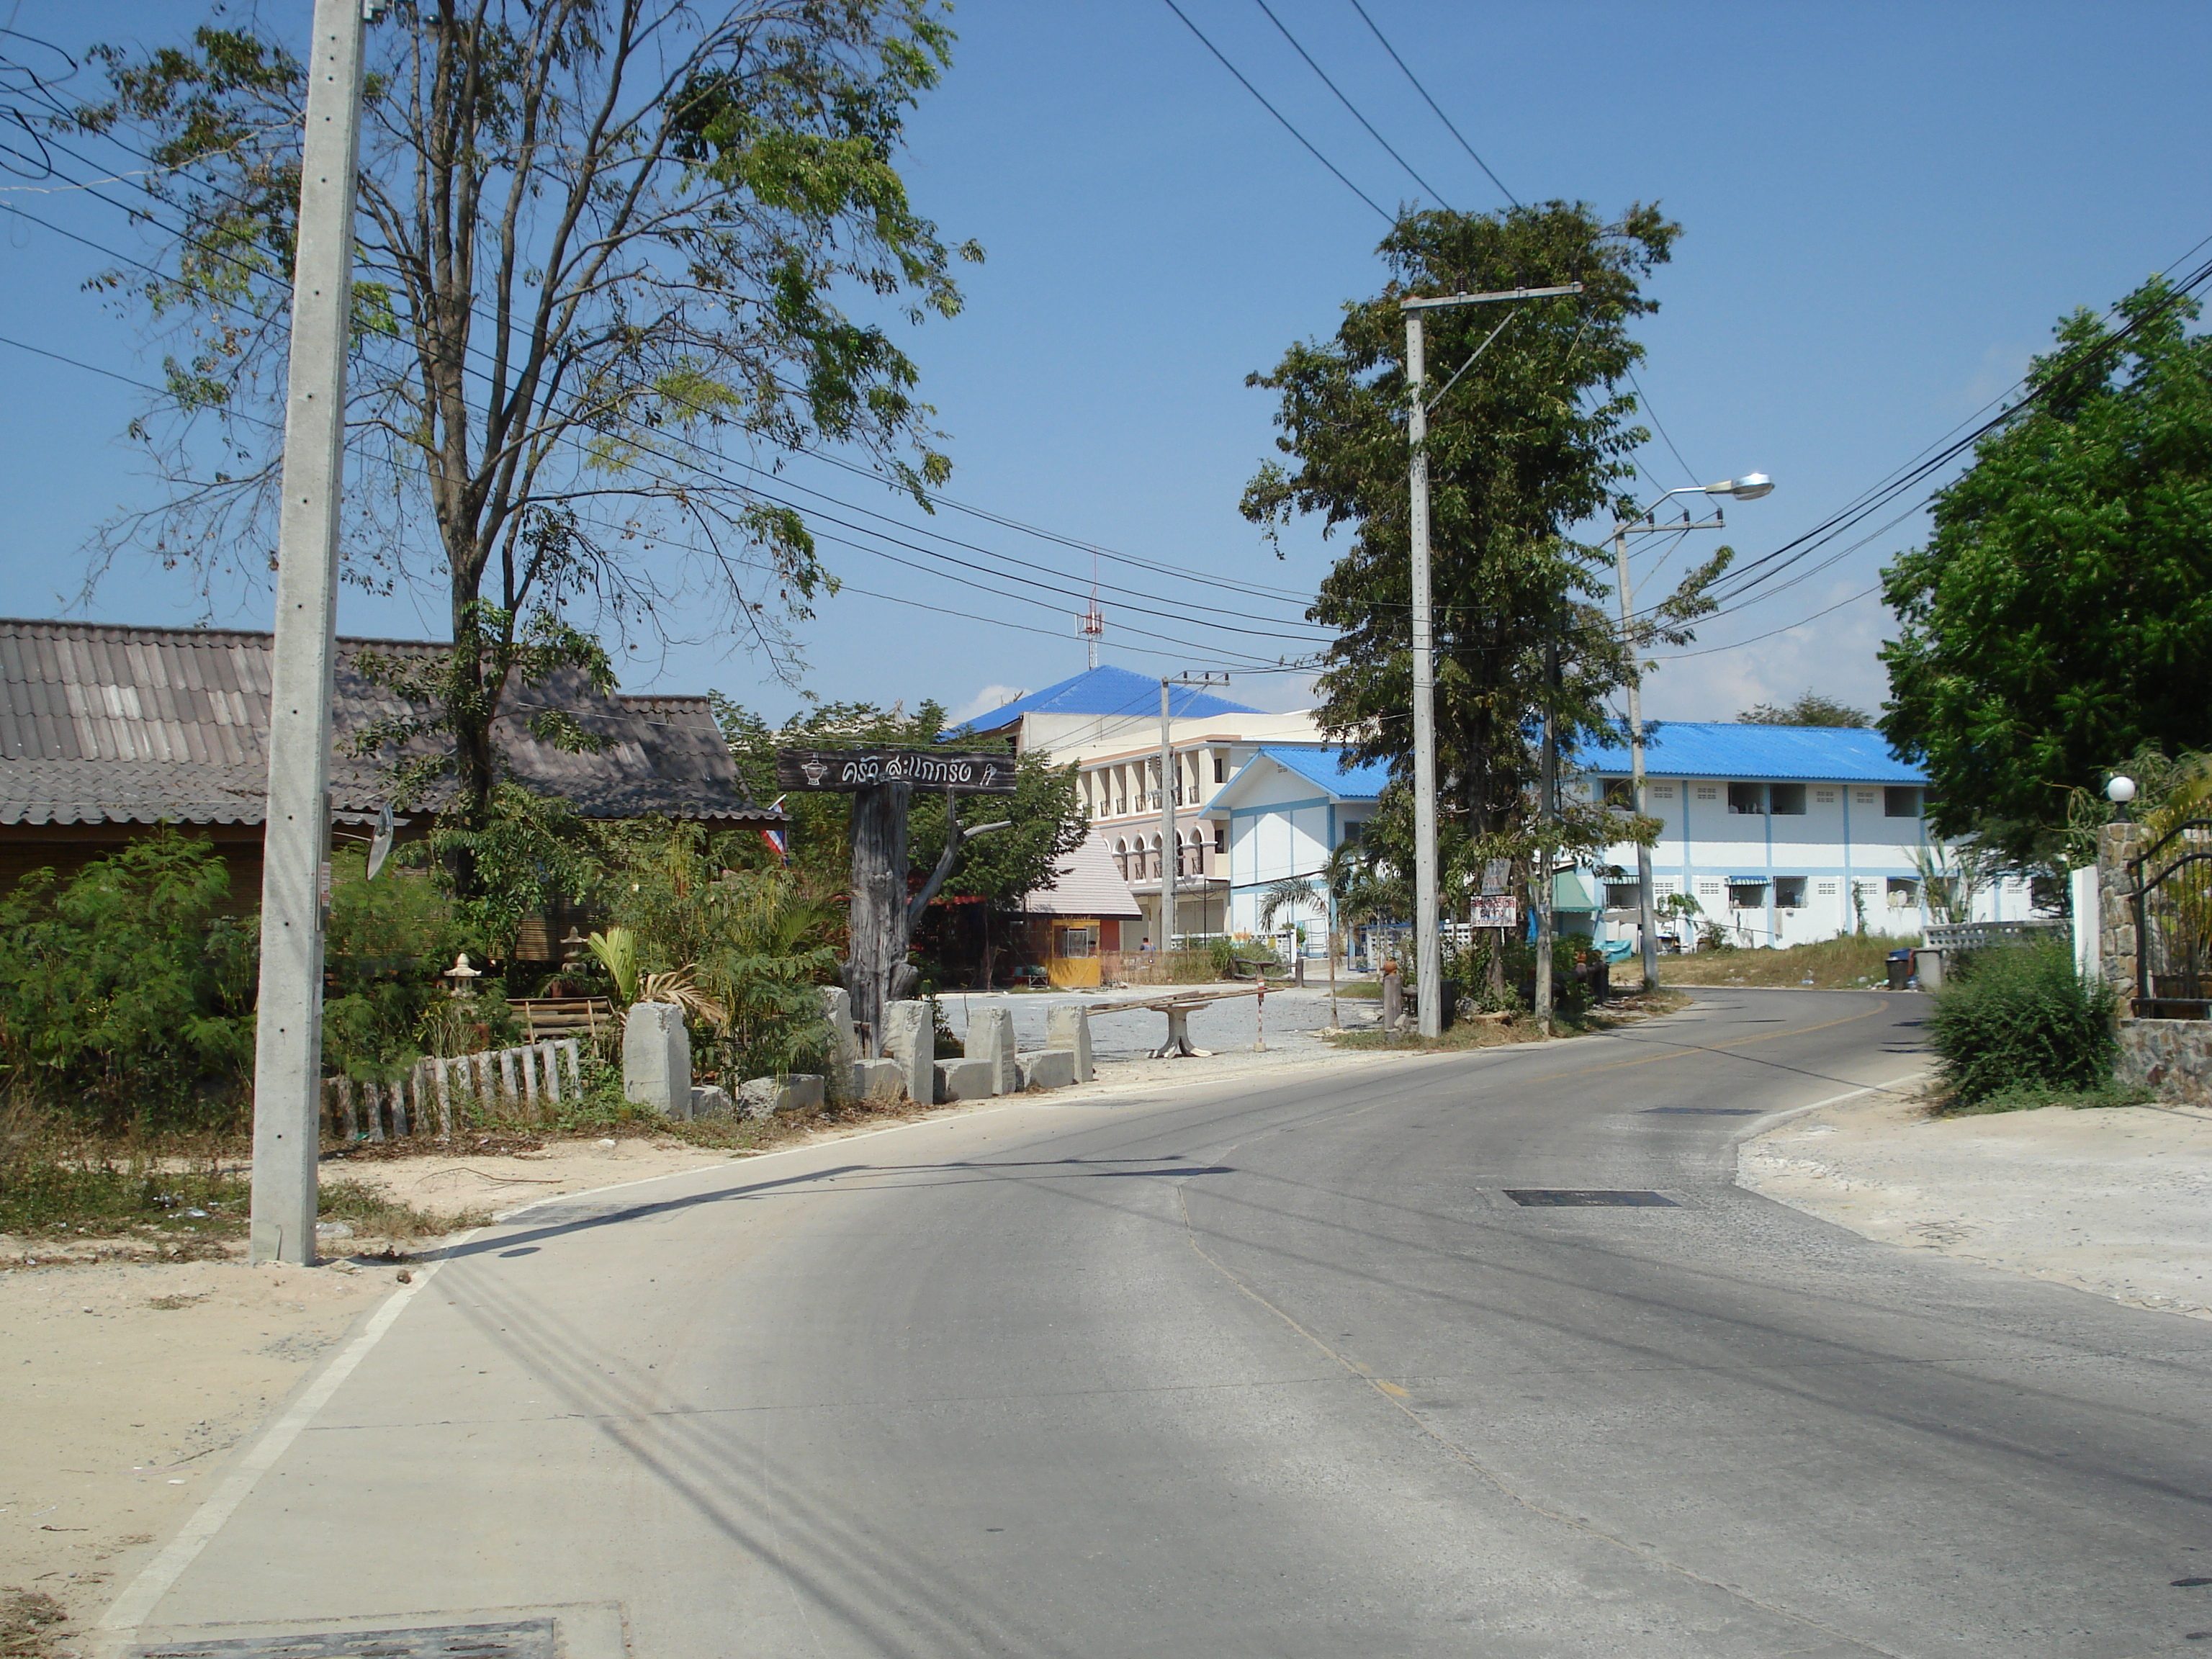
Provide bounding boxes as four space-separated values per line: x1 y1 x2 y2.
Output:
820 984 862 1103
1046 1004 1094 1082
964 1006 1019 1095
623 1002 691 1117
246 0 369 1266
2071 863 2100 984
881 999 937 1105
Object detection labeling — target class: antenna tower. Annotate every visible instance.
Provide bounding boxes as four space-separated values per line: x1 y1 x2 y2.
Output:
1076 554 1104 669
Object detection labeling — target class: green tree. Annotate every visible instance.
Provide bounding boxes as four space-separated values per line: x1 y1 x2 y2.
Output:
69 2 979 878
1739 691 1869 727
1241 203 1722 902
1880 276 2212 863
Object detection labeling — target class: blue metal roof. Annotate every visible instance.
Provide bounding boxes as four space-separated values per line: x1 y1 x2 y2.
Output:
1570 721 1925 784
950 665 1259 736
1256 745 1393 800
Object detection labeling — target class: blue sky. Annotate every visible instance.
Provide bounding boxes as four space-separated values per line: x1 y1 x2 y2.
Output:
4 1 2208 732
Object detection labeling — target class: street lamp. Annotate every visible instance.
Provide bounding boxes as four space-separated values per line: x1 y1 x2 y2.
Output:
1611 475 1778 989
1401 283 1583 1038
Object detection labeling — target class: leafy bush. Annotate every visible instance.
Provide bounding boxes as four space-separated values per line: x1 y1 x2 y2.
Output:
0 832 256 1130
323 848 477 1085
1927 943 2116 1106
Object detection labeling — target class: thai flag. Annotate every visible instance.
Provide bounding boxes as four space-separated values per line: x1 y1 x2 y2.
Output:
761 795 789 864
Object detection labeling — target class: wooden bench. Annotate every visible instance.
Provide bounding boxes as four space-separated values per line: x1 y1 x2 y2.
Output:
513 996 616 1043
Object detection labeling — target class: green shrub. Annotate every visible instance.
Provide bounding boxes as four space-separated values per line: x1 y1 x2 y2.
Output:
0 832 256 1131
1926 942 2116 1105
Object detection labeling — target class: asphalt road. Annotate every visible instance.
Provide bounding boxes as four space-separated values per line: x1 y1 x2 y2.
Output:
117 991 2212 1657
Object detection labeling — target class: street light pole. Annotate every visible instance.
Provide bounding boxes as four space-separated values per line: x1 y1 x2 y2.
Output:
1611 475 1775 987
1401 284 1581 1038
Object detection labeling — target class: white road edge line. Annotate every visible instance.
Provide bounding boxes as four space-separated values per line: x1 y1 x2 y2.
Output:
94 1251 454 1647
1734 1071 1930 1141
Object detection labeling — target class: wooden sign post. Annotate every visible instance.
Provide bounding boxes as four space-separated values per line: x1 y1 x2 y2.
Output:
774 748 1017 1054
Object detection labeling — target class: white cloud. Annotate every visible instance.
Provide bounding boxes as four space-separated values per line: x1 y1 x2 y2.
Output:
1642 583 1896 724
949 683 1032 724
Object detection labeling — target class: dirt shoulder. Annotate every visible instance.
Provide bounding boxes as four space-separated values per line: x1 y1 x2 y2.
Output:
1740 1089 2212 1318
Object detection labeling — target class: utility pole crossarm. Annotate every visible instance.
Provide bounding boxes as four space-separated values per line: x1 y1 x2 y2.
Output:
1400 283 1583 311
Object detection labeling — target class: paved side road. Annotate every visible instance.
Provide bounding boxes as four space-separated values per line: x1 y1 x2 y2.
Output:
102 991 2212 1657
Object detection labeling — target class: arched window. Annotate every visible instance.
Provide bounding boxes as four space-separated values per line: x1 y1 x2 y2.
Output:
1149 832 1164 881
1112 838 1129 881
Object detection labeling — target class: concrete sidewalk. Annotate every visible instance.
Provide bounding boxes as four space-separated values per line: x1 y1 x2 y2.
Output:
1740 1089 2212 1318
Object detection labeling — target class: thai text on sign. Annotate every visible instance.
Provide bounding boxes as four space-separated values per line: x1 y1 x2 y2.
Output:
774 747 1019 794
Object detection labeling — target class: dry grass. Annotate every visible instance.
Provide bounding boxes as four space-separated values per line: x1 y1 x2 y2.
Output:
0 1589 65 1659
1657 933 1917 992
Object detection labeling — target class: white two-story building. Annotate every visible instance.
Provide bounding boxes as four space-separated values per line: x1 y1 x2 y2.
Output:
1570 721 2036 947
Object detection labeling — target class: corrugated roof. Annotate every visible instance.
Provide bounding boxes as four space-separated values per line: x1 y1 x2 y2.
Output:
0 619 770 827
1254 746 1393 800
1017 830 1144 918
1570 721 1925 785
952 664 1259 736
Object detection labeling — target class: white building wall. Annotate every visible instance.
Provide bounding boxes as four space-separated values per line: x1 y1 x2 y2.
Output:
1581 770 2034 949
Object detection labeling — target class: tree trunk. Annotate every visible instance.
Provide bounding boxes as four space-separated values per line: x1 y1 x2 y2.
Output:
845 781 910 1056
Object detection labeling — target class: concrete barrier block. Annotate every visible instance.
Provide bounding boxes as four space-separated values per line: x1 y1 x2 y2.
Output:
964 1005 1019 1095
820 986 860 1102
1017 1048 1076 1091
688 1084 734 1120
775 1074 826 1115
852 1058 905 1102
1046 1004 1094 1082
935 1057 997 1101
881 999 937 1105
623 1000 690 1117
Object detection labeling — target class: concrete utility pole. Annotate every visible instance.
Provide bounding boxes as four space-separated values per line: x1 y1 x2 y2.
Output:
1610 475 1774 988
1158 672 1229 956
1401 284 1581 1038
1612 524 1660 994
248 0 370 1267
1534 637 1558 1025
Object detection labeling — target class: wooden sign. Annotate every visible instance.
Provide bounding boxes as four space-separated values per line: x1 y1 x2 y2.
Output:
775 747 1017 795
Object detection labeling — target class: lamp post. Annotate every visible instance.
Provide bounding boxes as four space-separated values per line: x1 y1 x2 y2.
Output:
1612 475 1776 989
1401 284 1581 1038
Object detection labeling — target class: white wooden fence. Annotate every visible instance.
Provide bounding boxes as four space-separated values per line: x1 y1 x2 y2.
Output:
323 1039 585 1141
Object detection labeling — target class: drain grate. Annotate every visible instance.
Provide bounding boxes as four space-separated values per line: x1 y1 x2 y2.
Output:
1504 1190 1678 1207
130 1621 556 1658
1642 1107 1761 1116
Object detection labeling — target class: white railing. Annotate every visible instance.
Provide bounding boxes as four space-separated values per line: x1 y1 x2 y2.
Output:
323 1038 585 1141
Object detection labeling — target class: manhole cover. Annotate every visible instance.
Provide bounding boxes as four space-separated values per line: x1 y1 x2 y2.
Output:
130 1620 556 1658
1504 1190 1678 1207
1642 1107 1761 1115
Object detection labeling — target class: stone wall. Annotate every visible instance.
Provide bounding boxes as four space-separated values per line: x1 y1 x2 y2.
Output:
2118 1017 2212 1107
2096 821 2145 1006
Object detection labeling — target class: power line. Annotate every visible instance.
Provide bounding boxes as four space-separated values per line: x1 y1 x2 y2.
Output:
4 158 1339 659
1159 0 1393 224
1342 0 1518 207
1249 0 1448 206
